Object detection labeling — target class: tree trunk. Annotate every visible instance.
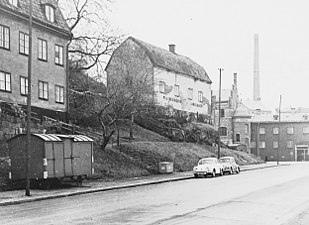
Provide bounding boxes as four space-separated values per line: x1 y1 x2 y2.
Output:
129 114 134 140
101 130 115 150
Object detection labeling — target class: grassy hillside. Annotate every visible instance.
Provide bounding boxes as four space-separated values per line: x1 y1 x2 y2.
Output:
93 141 263 180
0 122 263 187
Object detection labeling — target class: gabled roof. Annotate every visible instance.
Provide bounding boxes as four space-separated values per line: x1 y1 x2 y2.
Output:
0 0 70 35
128 37 212 83
233 103 251 118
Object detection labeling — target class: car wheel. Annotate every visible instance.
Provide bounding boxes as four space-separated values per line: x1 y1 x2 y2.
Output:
194 174 198 178
230 167 234 175
236 167 240 174
220 169 223 176
212 170 216 177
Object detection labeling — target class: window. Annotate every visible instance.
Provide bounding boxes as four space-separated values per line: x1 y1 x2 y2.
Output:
8 0 18 7
0 71 11 92
198 91 203 102
220 109 225 118
0 25 10 50
55 45 64 65
45 5 55 23
303 127 309 134
19 32 29 55
287 127 294 135
259 141 266 149
55 85 64 103
219 127 227 136
273 141 278 149
188 88 193 100
174 84 179 96
287 140 294 148
38 39 47 61
245 124 249 134
259 127 265 134
38 81 48 100
159 81 165 93
273 127 279 135
20 76 28 95
236 134 240 142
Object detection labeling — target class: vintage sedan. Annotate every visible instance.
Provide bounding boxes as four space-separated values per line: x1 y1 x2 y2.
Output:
219 156 240 174
193 157 224 178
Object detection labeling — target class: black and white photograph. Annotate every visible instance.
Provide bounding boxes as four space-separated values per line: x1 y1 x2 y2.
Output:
1 0 309 224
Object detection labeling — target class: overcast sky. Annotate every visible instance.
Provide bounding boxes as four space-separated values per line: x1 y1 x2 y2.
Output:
107 0 309 110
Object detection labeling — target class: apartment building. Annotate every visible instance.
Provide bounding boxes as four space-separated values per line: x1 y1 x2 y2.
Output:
0 0 71 120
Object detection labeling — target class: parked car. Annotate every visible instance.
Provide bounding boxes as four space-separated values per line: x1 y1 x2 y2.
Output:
219 156 240 175
193 157 224 178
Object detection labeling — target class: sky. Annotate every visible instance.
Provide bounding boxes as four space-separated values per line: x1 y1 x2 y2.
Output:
106 0 309 110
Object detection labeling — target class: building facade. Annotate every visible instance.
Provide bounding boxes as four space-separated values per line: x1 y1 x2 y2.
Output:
0 0 71 120
251 108 309 161
105 37 212 117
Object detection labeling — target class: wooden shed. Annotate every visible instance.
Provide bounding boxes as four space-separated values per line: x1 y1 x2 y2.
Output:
8 134 94 185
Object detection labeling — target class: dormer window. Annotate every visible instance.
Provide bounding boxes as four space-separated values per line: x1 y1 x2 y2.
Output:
8 0 18 7
45 5 55 23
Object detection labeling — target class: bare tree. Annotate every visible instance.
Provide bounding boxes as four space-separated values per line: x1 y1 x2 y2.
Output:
59 0 122 79
70 44 155 150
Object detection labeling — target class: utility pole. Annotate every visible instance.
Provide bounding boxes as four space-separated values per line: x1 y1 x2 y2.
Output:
25 0 33 196
277 95 282 165
217 68 223 159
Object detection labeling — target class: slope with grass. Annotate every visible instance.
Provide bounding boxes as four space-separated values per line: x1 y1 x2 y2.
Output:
93 123 263 180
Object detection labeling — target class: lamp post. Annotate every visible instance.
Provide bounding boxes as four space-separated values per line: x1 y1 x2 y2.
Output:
218 68 223 159
277 95 282 165
25 0 33 196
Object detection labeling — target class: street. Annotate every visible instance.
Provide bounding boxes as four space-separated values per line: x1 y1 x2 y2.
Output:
1 163 309 225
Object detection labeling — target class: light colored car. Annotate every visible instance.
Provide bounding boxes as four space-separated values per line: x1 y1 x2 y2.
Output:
219 156 240 174
193 157 224 178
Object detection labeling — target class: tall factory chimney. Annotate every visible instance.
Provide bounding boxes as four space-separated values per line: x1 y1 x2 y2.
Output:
253 34 261 101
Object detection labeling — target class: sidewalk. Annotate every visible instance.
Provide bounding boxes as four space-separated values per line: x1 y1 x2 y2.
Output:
0 162 284 206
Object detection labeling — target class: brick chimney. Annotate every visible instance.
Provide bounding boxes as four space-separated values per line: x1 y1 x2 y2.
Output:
169 44 175 53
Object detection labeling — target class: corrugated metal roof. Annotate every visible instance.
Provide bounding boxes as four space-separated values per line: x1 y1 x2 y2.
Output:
33 134 62 142
55 134 94 142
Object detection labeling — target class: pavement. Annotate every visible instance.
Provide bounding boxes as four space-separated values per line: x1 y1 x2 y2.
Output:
0 162 284 206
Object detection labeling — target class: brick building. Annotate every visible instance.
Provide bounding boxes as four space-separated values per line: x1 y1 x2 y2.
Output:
251 108 309 161
212 73 252 152
0 0 71 120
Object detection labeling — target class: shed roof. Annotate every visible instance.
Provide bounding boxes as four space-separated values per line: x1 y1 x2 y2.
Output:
33 134 62 142
0 0 71 35
56 135 94 142
128 37 212 83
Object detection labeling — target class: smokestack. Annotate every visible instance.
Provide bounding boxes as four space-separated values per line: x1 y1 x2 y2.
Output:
169 44 175 54
253 34 261 101
233 73 237 86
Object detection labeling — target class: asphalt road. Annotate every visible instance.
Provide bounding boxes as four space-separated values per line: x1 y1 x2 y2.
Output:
1 163 309 225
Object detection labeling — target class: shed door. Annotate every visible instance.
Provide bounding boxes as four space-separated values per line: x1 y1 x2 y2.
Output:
72 143 82 175
54 143 64 177
64 140 73 176
45 143 64 178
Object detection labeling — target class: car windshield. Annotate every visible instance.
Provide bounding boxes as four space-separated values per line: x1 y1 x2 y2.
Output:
198 159 215 165
219 158 231 163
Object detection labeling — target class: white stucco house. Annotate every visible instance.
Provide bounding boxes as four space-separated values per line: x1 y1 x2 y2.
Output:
105 37 212 117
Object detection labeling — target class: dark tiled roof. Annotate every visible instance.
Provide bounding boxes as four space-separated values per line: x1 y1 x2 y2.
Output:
0 0 70 35
129 37 212 83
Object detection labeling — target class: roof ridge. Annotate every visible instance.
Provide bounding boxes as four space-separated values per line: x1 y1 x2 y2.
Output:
127 36 212 83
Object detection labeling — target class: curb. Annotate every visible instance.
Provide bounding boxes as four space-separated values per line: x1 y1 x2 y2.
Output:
0 164 284 206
